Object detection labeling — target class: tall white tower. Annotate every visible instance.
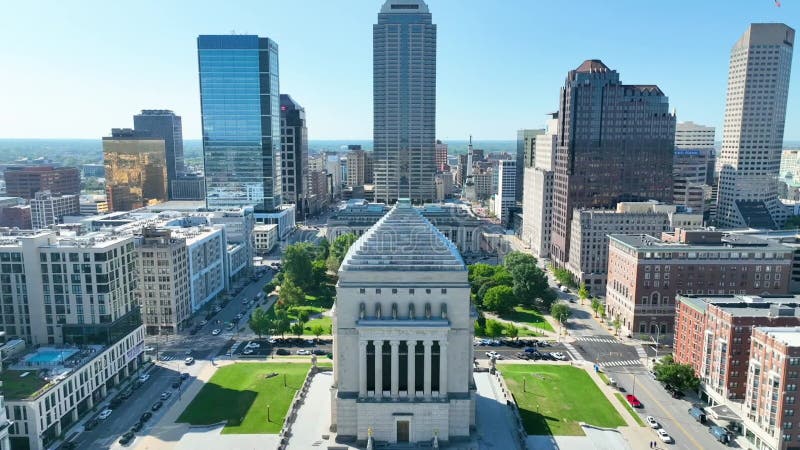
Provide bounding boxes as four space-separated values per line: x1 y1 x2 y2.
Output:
716 23 794 228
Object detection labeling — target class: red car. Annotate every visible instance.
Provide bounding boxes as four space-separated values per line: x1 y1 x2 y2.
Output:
626 394 642 408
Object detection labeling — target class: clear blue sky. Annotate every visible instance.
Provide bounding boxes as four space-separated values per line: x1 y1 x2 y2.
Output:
0 0 797 140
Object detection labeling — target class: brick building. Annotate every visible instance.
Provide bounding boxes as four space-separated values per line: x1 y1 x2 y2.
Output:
606 229 792 337
4 165 80 200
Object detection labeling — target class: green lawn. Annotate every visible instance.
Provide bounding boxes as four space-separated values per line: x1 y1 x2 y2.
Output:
0 370 50 400
177 362 311 433
499 306 555 332
614 393 646 426
303 316 332 336
502 364 625 436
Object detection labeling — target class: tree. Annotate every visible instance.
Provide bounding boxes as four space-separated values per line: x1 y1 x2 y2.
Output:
577 283 589 305
248 308 273 339
297 309 311 323
590 297 601 318
612 315 622 336
279 278 305 309
549 265 576 288
315 238 330 261
311 259 327 288
282 243 314 289
509 262 549 307
476 280 499 304
327 233 358 272
653 355 700 391
311 325 325 339
505 323 520 341
274 308 291 337
484 319 505 338
597 303 606 319
491 267 514 287
482 285 516 314
291 321 306 338
503 251 538 271
550 302 571 324
536 288 558 310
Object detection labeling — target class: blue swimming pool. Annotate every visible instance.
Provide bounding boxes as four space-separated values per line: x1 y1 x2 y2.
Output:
25 349 79 365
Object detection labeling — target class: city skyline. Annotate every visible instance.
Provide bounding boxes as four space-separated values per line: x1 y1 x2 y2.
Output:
0 1 797 141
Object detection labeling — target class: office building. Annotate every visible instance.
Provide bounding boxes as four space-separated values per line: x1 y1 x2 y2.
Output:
493 159 516 226
373 0 437 204
198 35 282 211
567 202 702 293
280 95 308 219
435 171 453 202
516 129 545 203
674 121 716 214
347 146 369 187
308 169 330 216
80 164 105 178
254 224 278 255
133 110 184 198
4 166 80 200
606 229 792 337
551 60 676 265
435 140 448 171
716 24 795 229
331 200 475 445
521 116 557 258
30 191 80 229
170 174 206 201
102 128 168 212
0 197 31 229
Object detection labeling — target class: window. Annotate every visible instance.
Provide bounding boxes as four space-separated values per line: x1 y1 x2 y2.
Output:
441 289 447 294
392 289 398 294
359 288 366 295
426 289 431 294
376 289 381 294
409 289 415 295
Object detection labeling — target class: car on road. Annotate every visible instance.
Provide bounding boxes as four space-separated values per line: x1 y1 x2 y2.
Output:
185 356 195 365
245 342 260 349
523 347 537 353
58 441 77 450
84 418 99 430
131 421 144 432
211 329 221 336
144 346 155 352
656 428 673 443
161 391 172 400
312 349 328 356
296 349 312 355
140 412 153 422
709 425 731 444
119 431 135 446
515 352 530 360
645 416 659 428
110 396 124 408
234 314 243 320
560 286 569 293
138 373 150 383
276 349 290 356
485 351 502 360
625 394 642 408
151 401 163 411
243 348 254 355
551 352 567 361
199 320 208 326
98 409 113 420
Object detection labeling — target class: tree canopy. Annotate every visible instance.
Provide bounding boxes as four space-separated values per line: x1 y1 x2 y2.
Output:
653 354 700 391
248 307 273 339
279 278 305 309
282 243 315 289
482 285 516 314
327 233 358 272
550 302 571 324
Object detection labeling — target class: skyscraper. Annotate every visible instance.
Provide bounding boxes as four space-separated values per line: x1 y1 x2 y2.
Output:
515 129 544 203
103 128 168 211
133 110 184 197
494 159 516 226
435 140 448 171
373 0 437 204
550 60 675 265
280 94 308 218
673 121 716 214
198 35 282 212
716 23 795 229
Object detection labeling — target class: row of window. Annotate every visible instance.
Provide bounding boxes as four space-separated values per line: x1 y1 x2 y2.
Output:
359 288 447 295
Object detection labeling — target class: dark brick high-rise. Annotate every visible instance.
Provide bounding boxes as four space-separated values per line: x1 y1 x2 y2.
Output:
550 60 676 265
4 165 81 200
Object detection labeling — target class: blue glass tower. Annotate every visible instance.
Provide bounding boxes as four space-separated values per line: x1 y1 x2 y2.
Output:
197 35 281 211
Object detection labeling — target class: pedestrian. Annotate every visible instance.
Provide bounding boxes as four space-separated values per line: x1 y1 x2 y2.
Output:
649 441 654 448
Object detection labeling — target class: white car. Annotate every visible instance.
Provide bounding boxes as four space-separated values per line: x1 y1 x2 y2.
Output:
199 320 208 326
657 428 673 443
144 346 155 352
138 374 150 383
184 357 195 365
243 348 254 355
211 329 221 336
98 409 113 420
485 351 502 360
551 352 567 361
245 342 260 349
296 349 312 355
646 415 659 428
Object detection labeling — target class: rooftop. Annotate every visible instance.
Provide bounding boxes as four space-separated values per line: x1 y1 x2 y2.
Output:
575 59 610 73
0 370 49 401
340 199 465 272
757 327 800 347
2 344 105 400
609 233 790 251
678 294 800 314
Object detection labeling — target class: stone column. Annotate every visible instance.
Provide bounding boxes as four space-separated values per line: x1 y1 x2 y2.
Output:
71 408 78 422
439 340 448 397
423 340 433 399
408 340 416 397
100 384 107 397
87 395 94 409
390 340 400 397
359 340 368 397
374 340 383 398
55 420 62 437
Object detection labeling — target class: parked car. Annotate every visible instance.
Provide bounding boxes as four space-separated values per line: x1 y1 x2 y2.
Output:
709 425 731 444
160 391 172 400
551 352 567 361
171 381 181 389
645 416 659 428
131 421 144 432
59 441 77 450
312 349 328 356
185 356 195 365
560 286 569 293
138 373 150 383
211 329 222 336
120 389 132 399
625 394 642 408
296 349 312 355
144 346 155 352
181 372 189 380
276 349 291 356
199 320 208 326
151 401 163 411
485 351 502 360
110 397 124 408
98 409 113 420
246 342 260 349
84 418 99 430
119 431 135 445
140 412 152 422
656 428 673 443
688 406 707 424
523 347 537 354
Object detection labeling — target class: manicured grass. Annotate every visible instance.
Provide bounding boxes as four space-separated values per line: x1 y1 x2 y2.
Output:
177 362 310 433
614 393 646 427
502 364 625 436
597 372 610 385
303 316 332 336
499 306 555 332
0 370 49 400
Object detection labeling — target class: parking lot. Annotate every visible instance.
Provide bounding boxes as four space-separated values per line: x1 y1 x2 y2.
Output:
474 338 571 362
226 338 333 358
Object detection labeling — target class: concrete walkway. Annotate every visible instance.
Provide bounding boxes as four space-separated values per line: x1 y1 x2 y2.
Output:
474 372 520 450
286 370 334 449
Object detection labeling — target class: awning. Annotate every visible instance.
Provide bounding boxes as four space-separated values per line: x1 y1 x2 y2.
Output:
707 403 742 422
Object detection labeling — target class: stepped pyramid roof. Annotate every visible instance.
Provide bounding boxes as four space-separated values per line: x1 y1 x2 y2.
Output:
339 199 465 272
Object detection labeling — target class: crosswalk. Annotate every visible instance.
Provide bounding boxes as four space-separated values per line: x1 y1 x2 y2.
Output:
562 342 584 361
600 359 642 368
635 345 648 359
159 355 177 361
575 336 619 344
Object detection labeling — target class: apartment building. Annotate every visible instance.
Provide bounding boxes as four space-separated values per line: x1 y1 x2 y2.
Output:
135 228 190 334
254 224 278 255
606 229 792 337
30 191 80 229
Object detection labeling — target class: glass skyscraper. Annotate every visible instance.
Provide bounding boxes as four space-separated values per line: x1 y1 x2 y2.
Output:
197 35 282 211
373 0 437 204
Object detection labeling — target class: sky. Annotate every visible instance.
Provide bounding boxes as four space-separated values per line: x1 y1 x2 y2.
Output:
0 0 798 141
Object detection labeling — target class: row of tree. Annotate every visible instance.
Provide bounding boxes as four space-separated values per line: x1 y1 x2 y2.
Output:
468 251 556 314
248 306 326 339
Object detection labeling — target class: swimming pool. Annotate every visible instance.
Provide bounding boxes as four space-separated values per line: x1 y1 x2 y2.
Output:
24 348 79 365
